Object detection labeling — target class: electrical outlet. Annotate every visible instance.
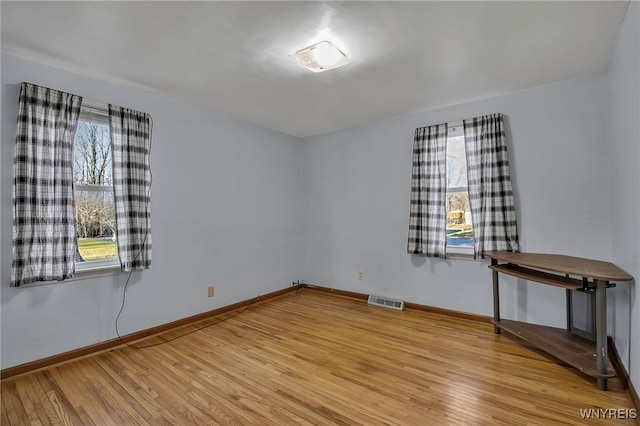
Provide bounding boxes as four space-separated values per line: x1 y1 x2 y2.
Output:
207 286 215 298
358 271 364 280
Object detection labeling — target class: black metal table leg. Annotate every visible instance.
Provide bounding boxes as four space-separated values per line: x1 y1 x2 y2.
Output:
595 279 608 391
492 258 501 334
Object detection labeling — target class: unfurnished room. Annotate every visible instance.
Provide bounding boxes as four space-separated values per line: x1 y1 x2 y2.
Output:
0 1 639 425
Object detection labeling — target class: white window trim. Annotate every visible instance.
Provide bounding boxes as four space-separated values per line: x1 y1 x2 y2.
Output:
447 121 464 137
79 100 110 125
74 101 122 276
447 186 467 193
446 246 475 259
445 122 474 259
76 257 120 271
75 184 113 192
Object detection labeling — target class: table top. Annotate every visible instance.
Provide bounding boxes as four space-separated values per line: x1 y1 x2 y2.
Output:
483 251 633 282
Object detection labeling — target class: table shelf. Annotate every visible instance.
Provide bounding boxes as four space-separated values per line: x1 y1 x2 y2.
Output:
488 264 585 290
484 251 632 391
491 319 615 378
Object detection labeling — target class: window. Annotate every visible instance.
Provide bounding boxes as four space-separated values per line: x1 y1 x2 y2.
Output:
73 105 119 270
407 113 519 260
445 122 473 255
11 82 152 287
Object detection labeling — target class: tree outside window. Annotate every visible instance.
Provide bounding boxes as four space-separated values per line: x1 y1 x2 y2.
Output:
446 133 474 252
73 118 118 262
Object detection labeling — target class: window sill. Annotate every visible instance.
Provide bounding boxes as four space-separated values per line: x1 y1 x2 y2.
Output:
75 260 122 279
446 247 475 260
22 261 122 287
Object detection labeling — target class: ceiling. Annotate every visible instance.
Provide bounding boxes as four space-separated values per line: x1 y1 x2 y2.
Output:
1 1 630 138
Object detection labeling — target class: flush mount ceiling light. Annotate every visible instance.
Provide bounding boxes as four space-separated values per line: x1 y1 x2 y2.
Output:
293 41 350 73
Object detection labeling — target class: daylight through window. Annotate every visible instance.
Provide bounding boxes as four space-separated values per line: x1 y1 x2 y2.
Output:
445 123 474 254
73 107 119 266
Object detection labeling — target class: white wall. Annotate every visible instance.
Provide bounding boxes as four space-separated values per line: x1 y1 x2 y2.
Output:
0 54 301 369
605 1 639 393
300 76 614 332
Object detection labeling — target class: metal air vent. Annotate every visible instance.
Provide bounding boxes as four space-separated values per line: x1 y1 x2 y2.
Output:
367 295 404 311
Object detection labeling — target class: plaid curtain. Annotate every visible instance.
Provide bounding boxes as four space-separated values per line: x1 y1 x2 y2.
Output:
407 124 448 257
11 83 82 286
463 113 520 258
109 105 152 271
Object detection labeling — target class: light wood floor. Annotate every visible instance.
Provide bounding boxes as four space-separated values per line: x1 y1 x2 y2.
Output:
1 289 636 425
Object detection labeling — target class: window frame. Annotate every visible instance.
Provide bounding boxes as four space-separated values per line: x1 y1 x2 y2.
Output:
445 122 474 258
73 102 121 274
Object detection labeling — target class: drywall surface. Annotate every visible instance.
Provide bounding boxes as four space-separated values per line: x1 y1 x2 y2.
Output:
605 0 639 396
1 53 301 369
300 75 612 332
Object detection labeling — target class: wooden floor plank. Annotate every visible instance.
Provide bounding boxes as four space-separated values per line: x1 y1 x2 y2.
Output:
0 400 10 426
2 380 30 425
1 289 636 425
37 369 95 426
19 375 58 426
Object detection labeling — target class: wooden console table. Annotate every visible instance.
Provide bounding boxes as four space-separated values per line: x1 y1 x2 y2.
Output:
484 251 632 391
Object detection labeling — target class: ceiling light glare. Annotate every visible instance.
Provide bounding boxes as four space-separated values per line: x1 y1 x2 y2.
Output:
294 41 349 73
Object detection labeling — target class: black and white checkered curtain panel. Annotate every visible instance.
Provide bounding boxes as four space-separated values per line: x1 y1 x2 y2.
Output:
463 113 520 258
109 105 152 271
407 124 448 257
11 83 82 286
